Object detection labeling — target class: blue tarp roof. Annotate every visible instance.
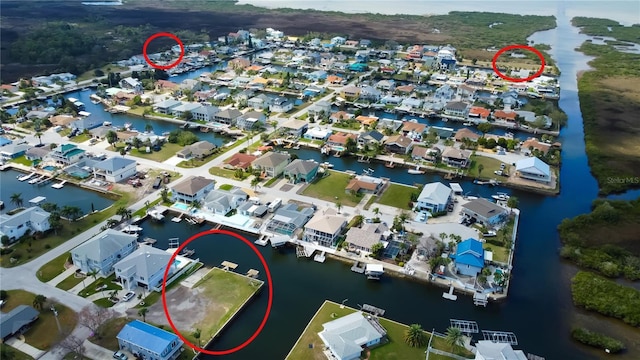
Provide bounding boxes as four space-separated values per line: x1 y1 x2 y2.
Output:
117 320 180 355
455 238 484 268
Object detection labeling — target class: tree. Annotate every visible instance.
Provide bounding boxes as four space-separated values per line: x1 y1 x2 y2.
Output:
57 332 86 357
398 212 410 231
251 176 260 191
144 123 153 133
371 242 384 259
336 201 342 214
78 305 114 338
48 212 62 235
32 294 47 310
61 206 82 222
190 200 202 211
345 137 357 154
116 206 132 221
131 137 143 149
10 193 23 209
372 207 380 220
477 164 484 177
106 130 118 145
404 324 427 348
35 131 43 145
1 235 9 247
160 187 170 203
477 122 493 135
445 326 465 351
193 328 202 347
507 196 519 213
138 307 148 322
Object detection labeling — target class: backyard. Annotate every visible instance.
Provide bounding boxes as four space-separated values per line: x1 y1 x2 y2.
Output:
377 183 419 210
128 143 183 162
466 155 507 179
301 171 363 207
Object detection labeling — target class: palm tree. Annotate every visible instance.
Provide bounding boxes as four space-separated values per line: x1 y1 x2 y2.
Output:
116 206 132 221
35 131 43 145
506 196 519 214
190 200 202 211
404 324 427 348
106 130 118 146
48 212 62 235
445 326 465 351
398 212 410 231
10 193 23 209
372 207 380 219
32 294 47 310
144 123 153 133
336 201 342 214
250 176 260 191
192 328 201 347
477 164 484 177
131 137 143 150
439 232 448 242
61 206 82 222
138 307 148 322
160 188 170 203
106 219 119 228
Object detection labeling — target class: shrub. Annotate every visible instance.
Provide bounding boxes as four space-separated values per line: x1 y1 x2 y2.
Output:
0 248 14 255
571 327 625 353
0 290 8 300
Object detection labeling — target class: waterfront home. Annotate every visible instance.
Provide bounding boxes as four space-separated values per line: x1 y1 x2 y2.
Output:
89 126 113 140
443 101 471 118
326 75 344 85
517 110 552 128
115 245 177 292
355 115 378 127
318 312 387 360
401 121 427 136
71 229 137 276
468 106 491 120
357 130 385 147
223 153 257 170
25 147 51 162
252 151 291 178
236 111 266 130
304 127 332 141
265 203 315 236
345 222 391 253
493 109 517 122
453 238 485 277
376 118 403 132
327 132 358 149
48 144 85 165
441 147 471 168
0 305 39 342
307 70 328 81
383 134 412 154
454 128 480 142
330 111 354 123
375 79 396 91
0 143 29 160
380 95 402 106
401 97 423 109
213 108 243 125
171 102 202 118
515 157 551 183
70 115 102 132
49 114 78 127
155 80 180 92
411 145 440 163
170 175 215 204
303 208 346 248
233 89 256 103
179 79 201 93
26 110 54 121
176 141 216 160
521 137 552 156
153 99 182 115
345 175 384 195
117 320 184 360
359 86 382 102
307 100 332 118
0 206 51 244
340 86 361 101
228 57 251 70
248 94 273 110
474 340 528 360
461 198 507 226
269 97 294 113
434 84 455 101
191 105 220 122
283 159 319 184
119 77 143 93
457 84 477 100
280 119 308 138
416 182 453 214
92 157 137 183
203 186 248 215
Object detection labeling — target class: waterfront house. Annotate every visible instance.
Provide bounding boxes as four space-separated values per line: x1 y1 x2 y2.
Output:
203 186 248 215
401 121 426 136
0 206 51 244
443 101 471 118
191 105 220 122
457 84 477 99
248 94 273 110
454 128 480 142
0 143 29 160
269 97 294 113
521 137 552 156
327 132 358 149
266 203 315 236
153 99 182 115
283 159 319 184
380 95 402 106
345 222 391 253
515 157 551 183
441 147 471 168
474 340 528 360
330 111 354 124
280 119 308 138
307 101 332 118
0 305 39 342
376 118 403 132
119 77 143 93
468 106 491 120
236 111 266 130
384 134 412 154
49 114 78 127
401 97 423 109
434 84 455 101
89 126 112 140
318 312 386 360
252 151 291 178
355 116 378 128
179 79 201 93
416 182 452 213
375 79 396 91
411 146 440 163
71 229 137 276
48 144 85 165
171 102 202 119
213 108 243 125
155 80 180 92
228 57 251 71
303 208 346 248
517 111 552 128
461 198 507 226
307 70 328 81
223 153 257 170
345 175 384 195
340 86 361 101
493 110 517 122
70 116 102 132
453 238 485 277
25 147 51 162
176 141 216 160
170 175 215 204
115 245 177 292
304 127 332 141
117 320 184 360
358 130 385 147
359 86 382 102
92 157 137 183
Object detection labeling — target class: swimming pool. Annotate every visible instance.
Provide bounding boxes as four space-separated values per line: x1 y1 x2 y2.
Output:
173 203 190 211
43 165 57 171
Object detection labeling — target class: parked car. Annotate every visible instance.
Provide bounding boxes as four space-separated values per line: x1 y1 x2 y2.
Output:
113 351 128 360
122 291 135 302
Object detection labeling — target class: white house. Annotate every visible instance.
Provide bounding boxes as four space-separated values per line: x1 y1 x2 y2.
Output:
71 229 138 276
0 206 51 244
303 208 346 248
515 157 551 183
171 102 202 118
48 144 86 165
153 99 182 114
170 176 215 204
203 187 248 215
119 77 143 93
191 105 220 122
114 245 177 292
474 340 528 360
416 182 452 213
280 119 308 138
318 312 387 360
269 97 294 113
236 111 266 130
92 157 137 183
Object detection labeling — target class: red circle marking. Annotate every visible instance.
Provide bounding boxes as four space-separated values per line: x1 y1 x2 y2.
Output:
161 229 273 356
491 44 545 83
142 32 185 70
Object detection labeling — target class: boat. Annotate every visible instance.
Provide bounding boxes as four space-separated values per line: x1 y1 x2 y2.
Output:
292 144 301 150
408 166 425 175
148 209 165 221
18 172 36 182
180 248 195 257
81 88 91 92
51 180 67 189
103 121 112 126
385 161 395 168
463 121 473 126
122 225 143 234
124 122 132 130
29 175 46 184
321 162 334 168
363 168 375 175
91 100 101 105
491 193 510 201
200 126 210 133
483 230 497 237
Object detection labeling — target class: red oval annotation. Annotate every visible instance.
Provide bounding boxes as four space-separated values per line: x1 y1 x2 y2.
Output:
491 44 545 83
161 229 273 356
142 32 185 70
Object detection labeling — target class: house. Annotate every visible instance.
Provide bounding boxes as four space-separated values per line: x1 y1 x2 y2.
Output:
179 79 201 92
376 118 403 132
223 153 257 170
330 111 354 123
411 146 440 163
345 175 384 194
71 229 138 276
521 137 551 156
303 127 332 141
303 208 346 247
384 134 412 154
0 305 39 342
461 198 507 226
454 238 485 276
153 99 182 114
117 320 184 360
307 101 331 118
375 79 396 91
0 206 51 243
416 182 452 213
283 159 319 184
468 106 491 120
493 110 517 122
457 84 477 99
454 128 480 142
307 70 328 81
434 84 455 100
326 75 344 85
340 86 361 101
359 39 372 47
115 245 177 292
176 141 216 160
380 95 402 105
236 111 266 130
155 80 180 92
248 94 273 110
25 147 50 162
269 97 294 113
191 105 220 122
327 132 358 149
265 203 315 236
227 57 251 70
171 102 202 118
280 119 308 138
89 126 113 140
212 108 243 125
474 340 528 360
0 143 29 160
70 116 102 132
252 151 291 177
170 175 215 204
119 77 143 93
331 36 346 45
443 101 470 118
401 98 423 109
401 121 427 136
92 157 137 183
441 147 471 168
48 144 85 165
348 63 368 72
515 157 551 183
318 312 386 360
359 86 382 102
203 186 248 215
345 222 391 253
358 130 385 147
49 114 78 127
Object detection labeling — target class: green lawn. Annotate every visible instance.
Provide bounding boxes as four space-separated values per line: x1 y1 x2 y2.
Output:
70 133 92 144
93 298 117 308
301 171 363 207
176 153 217 168
126 105 151 116
136 262 203 308
90 317 128 351
208 166 238 179
79 274 122 298
56 273 85 290
467 155 507 179
36 253 70 282
483 243 510 263
76 64 127 81
128 143 183 162
1 344 33 360
1 290 77 350
9 155 33 167
377 183 419 210
132 197 162 218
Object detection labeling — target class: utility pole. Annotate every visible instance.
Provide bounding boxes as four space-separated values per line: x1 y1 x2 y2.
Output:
51 305 62 334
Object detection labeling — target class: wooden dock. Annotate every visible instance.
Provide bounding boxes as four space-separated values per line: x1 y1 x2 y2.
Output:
221 261 238 271
351 261 366 274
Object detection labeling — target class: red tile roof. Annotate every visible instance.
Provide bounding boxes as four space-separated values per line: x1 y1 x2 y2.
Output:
469 107 491 119
224 153 258 169
493 110 517 121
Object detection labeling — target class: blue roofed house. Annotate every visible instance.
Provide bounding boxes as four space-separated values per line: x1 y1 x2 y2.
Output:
318 312 387 360
48 144 86 165
115 245 177 292
92 157 137 183
0 206 51 244
0 136 12 147
119 77 143 94
0 305 40 342
0 143 29 160
454 238 485 277
283 159 319 184
71 229 138 276
117 320 184 360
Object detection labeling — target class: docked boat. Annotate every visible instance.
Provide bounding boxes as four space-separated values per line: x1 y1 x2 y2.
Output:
51 180 66 189
364 264 384 280
103 121 112 126
148 209 165 221
122 225 143 234
491 193 510 201
124 122 133 130
180 248 195 257
321 162 334 168
91 100 101 105
17 172 36 182
408 166 425 175
463 121 473 126
200 126 210 133
483 230 497 237
29 175 46 184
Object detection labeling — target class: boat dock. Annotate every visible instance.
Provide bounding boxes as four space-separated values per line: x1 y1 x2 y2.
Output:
246 269 260 278
28 196 47 206
17 172 36 182
255 234 269 246
139 237 157 245
51 180 66 189
313 251 326 263
443 284 458 301
351 261 366 274
221 261 238 271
